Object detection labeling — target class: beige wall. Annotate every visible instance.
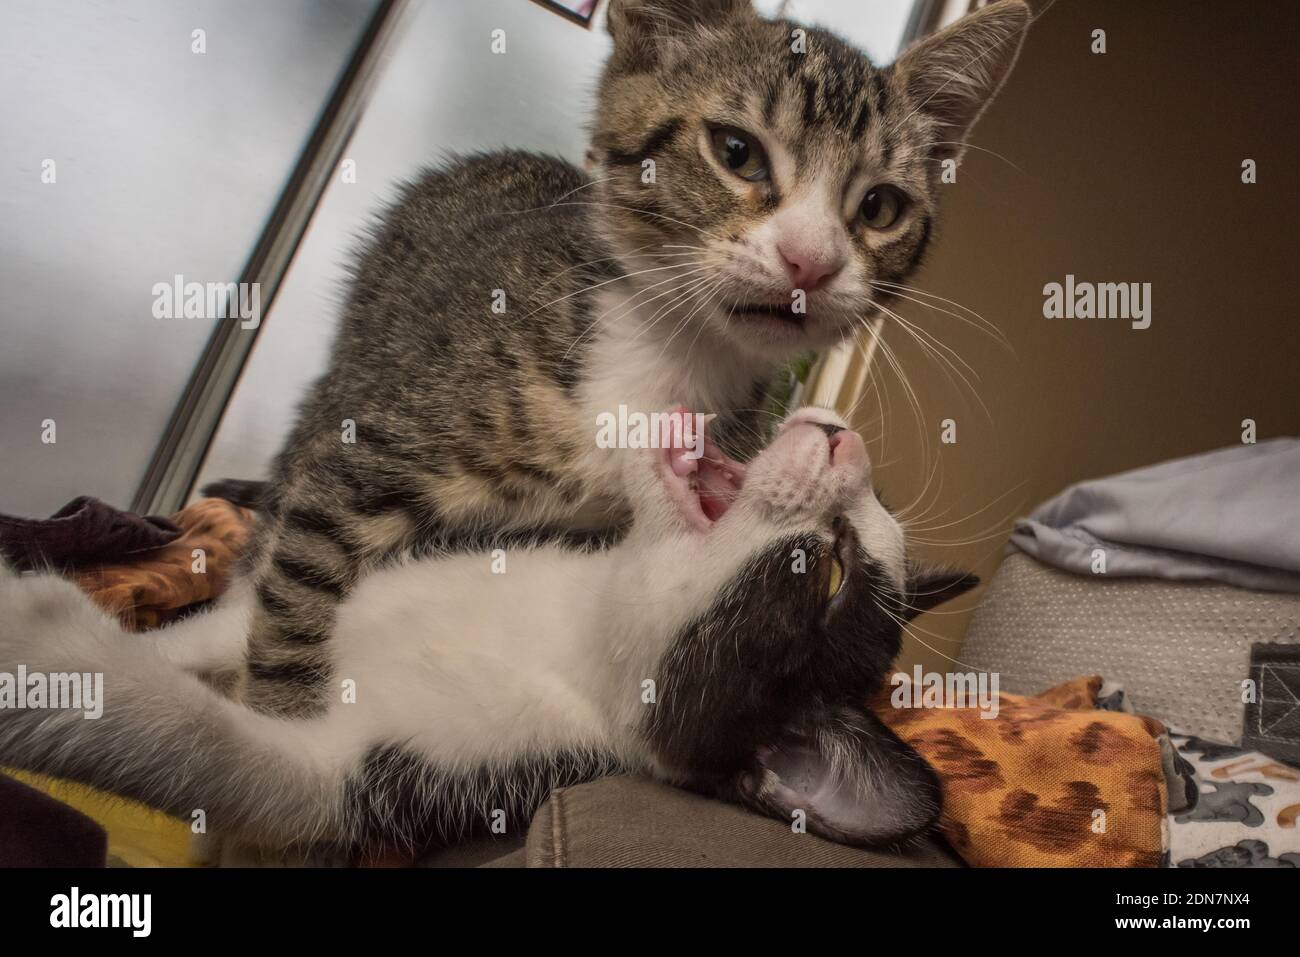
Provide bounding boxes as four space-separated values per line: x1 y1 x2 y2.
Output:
855 0 1300 673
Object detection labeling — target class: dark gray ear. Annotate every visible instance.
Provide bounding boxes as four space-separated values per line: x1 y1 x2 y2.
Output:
737 707 941 846
606 0 751 70
890 0 1030 164
904 567 979 620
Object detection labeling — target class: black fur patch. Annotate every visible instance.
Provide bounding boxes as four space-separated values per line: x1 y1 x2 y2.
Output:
273 553 350 599
344 744 622 852
640 117 684 157
645 530 906 782
254 582 296 618
246 657 328 686
850 96 872 141
282 507 364 564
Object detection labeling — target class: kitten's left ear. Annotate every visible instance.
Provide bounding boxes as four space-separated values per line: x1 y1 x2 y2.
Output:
737 707 941 846
904 565 979 620
890 0 1031 164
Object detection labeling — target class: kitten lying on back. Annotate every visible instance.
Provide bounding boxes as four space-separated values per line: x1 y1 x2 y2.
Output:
0 408 974 853
235 0 1029 717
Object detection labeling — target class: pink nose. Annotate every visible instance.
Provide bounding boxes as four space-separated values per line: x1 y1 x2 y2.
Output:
778 243 841 292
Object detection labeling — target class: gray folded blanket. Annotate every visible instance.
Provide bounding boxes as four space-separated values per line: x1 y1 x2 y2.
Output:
1009 438 1300 593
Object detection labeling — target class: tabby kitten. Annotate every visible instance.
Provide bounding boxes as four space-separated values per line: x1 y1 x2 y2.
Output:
238 0 1029 715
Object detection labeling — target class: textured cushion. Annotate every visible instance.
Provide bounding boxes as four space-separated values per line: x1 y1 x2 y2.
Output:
524 774 961 868
961 553 1300 744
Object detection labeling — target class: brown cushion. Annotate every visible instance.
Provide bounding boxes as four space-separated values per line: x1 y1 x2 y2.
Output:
525 774 961 868
417 836 525 868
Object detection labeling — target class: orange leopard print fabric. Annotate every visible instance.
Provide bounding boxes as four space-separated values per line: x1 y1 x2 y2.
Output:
874 675 1168 867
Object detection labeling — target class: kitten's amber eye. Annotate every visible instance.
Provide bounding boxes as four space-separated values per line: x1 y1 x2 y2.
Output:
859 185 905 229
826 556 844 599
710 127 769 182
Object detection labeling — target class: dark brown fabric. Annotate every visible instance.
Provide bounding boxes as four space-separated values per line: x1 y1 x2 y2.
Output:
0 496 180 572
0 774 107 867
525 774 962 868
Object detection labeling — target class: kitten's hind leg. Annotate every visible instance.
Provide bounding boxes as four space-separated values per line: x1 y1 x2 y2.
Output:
239 486 417 716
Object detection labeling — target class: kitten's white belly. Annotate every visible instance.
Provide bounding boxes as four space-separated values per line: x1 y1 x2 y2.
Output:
323 550 645 767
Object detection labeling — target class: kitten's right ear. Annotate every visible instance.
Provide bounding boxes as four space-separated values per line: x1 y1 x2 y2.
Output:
737 707 942 846
890 0 1031 165
904 565 980 621
606 0 751 71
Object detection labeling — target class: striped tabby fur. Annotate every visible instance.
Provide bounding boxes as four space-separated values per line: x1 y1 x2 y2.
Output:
238 0 1028 715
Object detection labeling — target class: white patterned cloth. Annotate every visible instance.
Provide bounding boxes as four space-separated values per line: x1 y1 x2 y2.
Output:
1167 732 1300 867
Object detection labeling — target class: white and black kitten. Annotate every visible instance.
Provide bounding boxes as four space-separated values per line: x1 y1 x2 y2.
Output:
0 407 974 854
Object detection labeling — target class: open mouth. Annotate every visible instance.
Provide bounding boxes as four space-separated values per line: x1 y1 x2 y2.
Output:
660 411 747 531
730 300 806 328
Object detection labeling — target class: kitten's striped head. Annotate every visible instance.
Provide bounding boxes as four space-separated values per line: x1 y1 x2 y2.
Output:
593 0 1029 360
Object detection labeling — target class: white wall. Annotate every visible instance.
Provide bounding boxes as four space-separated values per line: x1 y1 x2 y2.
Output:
0 0 378 516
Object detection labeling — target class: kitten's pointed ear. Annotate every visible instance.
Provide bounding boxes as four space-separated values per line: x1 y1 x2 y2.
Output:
606 0 751 71
738 708 941 846
904 566 979 620
890 0 1031 165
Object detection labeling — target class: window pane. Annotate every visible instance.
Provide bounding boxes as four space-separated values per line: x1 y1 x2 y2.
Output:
0 0 381 515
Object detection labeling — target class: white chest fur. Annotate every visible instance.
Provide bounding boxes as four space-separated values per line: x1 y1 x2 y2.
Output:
574 284 770 489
